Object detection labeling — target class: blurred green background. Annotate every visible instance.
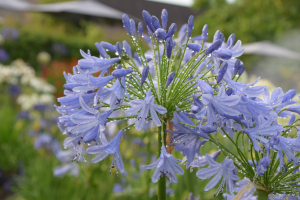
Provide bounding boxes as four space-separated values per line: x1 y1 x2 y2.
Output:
0 0 300 199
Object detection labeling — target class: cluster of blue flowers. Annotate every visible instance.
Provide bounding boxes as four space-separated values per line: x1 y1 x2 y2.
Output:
56 9 300 198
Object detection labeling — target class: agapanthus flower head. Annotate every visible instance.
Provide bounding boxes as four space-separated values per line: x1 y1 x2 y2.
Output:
55 8 300 197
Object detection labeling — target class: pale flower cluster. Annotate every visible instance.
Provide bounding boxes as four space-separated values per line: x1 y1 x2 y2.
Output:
0 59 56 110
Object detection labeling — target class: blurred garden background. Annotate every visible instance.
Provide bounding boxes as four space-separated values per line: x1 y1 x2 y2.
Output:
0 0 300 199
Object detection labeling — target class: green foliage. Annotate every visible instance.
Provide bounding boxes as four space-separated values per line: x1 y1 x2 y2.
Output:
193 0 300 43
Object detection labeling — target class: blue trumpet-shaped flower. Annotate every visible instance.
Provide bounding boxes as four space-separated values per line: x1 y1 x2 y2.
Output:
125 90 167 131
86 130 124 173
196 156 239 194
143 146 184 183
167 112 209 169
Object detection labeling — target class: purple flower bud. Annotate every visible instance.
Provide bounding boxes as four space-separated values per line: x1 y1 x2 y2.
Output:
166 23 177 38
237 64 245 76
165 37 173 59
154 28 166 41
147 26 153 36
112 68 133 78
142 10 155 33
287 105 300 115
117 64 122 69
151 16 161 30
187 43 201 52
219 33 225 42
116 42 123 56
226 88 233 96
141 65 150 86
165 72 175 87
282 89 296 102
161 9 168 30
191 105 200 114
213 30 221 42
100 41 116 52
233 59 241 76
199 124 216 133
205 39 222 55
130 19 136 37
226 34 235 48
201 24 208 42
122 14 131 35
138 22 143 38
216 62 228 84
95 42 109 58
187 15 194 38
192 94 203 109
213 48 232 60
122 40 132 58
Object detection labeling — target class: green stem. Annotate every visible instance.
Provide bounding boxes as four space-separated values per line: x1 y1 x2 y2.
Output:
257 189 269 200
158 121 167 200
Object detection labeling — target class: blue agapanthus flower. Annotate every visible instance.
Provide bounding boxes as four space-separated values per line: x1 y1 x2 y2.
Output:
143 146 184 183
125 90 167 131
196 155 239 194
87 130 124 174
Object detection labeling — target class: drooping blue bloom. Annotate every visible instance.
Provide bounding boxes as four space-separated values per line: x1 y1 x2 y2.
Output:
242 112 284 151
167 112 209 168
112 68 133 79
205 39 222 55
100 41 117 52
68 97 112 139
196 81 240 125
256 154 271 175
267 133 300 169
196 156 239 194
95 79 125 109
86 130 125 173
130 19 136 37
182 151 221 169
141 65 150 86
287 105 300 115
216 62 228 84
213 48 232 60
143 146 184 183
95 42 110 59
233 59 241 76
165 72 175 87
122 14 131 35
122 40 132 58
138 22 143 38
77 49 120 75
125 90 167 131
161 9 168 30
